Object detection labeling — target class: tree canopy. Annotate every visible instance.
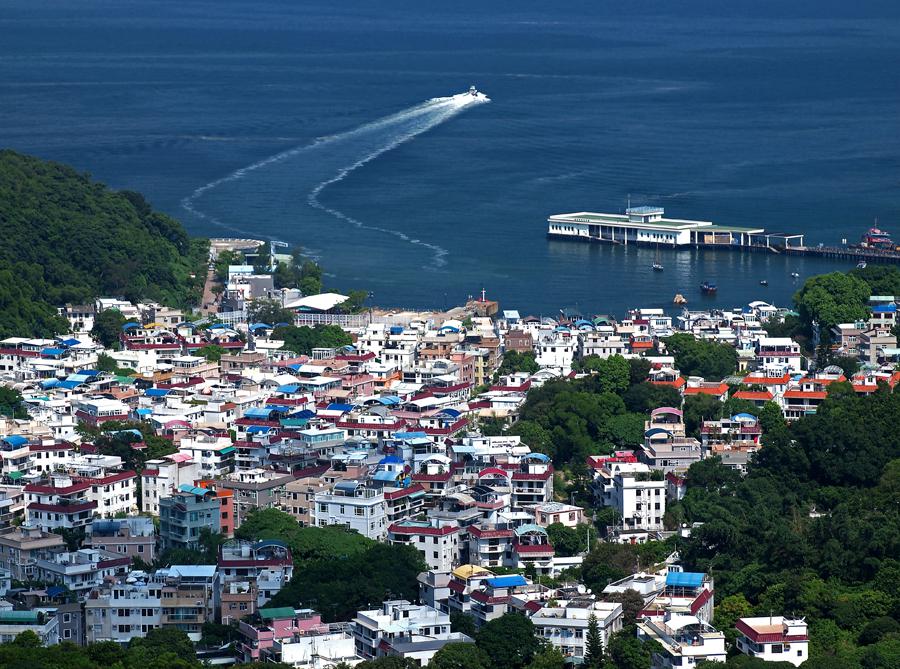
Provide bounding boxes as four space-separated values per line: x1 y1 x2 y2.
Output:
794 271 871 332
0 150 207 338
662 332 738 380
272 324 352 355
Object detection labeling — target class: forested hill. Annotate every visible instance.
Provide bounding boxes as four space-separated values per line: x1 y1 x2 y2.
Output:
0 150 207 337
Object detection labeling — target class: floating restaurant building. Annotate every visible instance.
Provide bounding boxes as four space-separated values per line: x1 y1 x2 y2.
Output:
547 207 804 250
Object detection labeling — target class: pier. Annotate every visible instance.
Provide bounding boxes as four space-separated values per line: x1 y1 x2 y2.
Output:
547 207 900 265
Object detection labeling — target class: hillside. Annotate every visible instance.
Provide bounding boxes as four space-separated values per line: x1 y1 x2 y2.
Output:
0 150 207 337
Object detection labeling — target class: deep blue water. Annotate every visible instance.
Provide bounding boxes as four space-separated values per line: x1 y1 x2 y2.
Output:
3 0 900 317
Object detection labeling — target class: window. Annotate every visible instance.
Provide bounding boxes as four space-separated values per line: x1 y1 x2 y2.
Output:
772 644 783 654
63 613 71 623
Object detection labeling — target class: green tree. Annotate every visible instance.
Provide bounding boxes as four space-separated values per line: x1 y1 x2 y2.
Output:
11 630 42 648
430 642 490 669
0 386 28 419
623 382 682 414
584 613 604 668
91 308 126 348
498 350 540 376
602 589 645 627
475 613 542 669
128 627 197 664
273 324 352 355
247 298 295 326
506 420 553 457
524 646 566 669
196 344 225 362
450 612 478 638
794 272 871 333
546 522 591 557
713 593 753 646
663 332 738 380
605 630 655 669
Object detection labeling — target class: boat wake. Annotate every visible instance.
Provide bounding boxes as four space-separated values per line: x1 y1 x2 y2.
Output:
181 91 488 267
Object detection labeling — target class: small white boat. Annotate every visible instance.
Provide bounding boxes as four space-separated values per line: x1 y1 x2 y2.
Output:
790 272 799 278
857 261 867 269
465 85 490 102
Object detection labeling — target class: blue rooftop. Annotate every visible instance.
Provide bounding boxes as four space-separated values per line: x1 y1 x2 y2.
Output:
145 388 170 398
247 425 273 434
41 347 66 356
1 435 27 447
666 571 705 588
325 403 354 412
244 406 276 419
486 575 528 589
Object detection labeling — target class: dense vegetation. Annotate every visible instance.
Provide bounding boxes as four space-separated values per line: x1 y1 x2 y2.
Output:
504 356 677 469
667 384 900 668
235 509 426 621
0 627 291 669
272 323 353 355
0 150 208 337
662 332 738 380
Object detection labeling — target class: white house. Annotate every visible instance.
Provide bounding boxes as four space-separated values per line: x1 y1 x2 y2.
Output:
735 616 808 667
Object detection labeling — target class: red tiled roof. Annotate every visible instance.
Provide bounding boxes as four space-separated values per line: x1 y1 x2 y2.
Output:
28 501 97 513
783 390 827 400
684 383 729 396
733 390 773 401
468 526 513 539
388 523 457 537
735 618 808 644
384 484 425 501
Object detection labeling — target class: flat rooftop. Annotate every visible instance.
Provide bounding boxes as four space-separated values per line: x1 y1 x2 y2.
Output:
549 211 765 234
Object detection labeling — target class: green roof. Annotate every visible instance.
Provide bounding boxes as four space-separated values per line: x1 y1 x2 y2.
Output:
0 611 39 623
7 471 23 480
259 607 295 620
114 375 136 384
280 418 309 427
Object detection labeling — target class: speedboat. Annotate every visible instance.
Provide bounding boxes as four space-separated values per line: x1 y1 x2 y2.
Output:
465 85 490 102
790 272 800 278
701 281 717 294
857 261 867 269
652 262 664 272
759 280 768 286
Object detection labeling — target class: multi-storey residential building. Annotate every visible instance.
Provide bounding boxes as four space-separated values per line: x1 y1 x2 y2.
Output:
532 600 623 661
755 337 802 374
177 435 235 478
85 517 156 564
0 526 64 580
218 539 294 609
578 331 627 359
24 475 96 531
0 609 59 645
642 571 716 624
218 469 295 526
735 616 808 666
158 485 221 551
152 565 219 641
72 398 129 426
528 501 585 528
35 548 130 595
446 564 495 616
312 481 387 540
637 614 726 668
142 454 201 515
84 572 163 644
388 519 460 571
352 600 466 664
597 462 666 541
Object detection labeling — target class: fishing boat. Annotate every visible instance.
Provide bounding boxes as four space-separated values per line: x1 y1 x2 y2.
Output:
700 281 717 294
652 244 664 271
673 293 687 305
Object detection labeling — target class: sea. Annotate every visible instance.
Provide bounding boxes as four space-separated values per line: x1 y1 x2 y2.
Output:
3 0 900 318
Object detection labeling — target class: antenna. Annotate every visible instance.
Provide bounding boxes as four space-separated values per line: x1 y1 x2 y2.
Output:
627 193 631 211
